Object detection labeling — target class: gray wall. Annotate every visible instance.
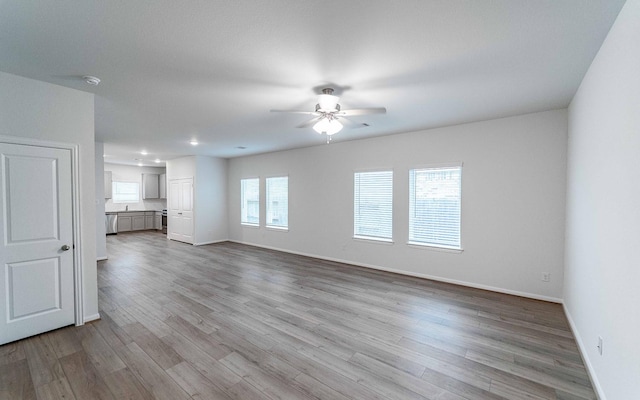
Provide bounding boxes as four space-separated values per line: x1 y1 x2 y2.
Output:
166 155 228 245
0 71 99 321
95 142 107 260
564 0 640 398
229 109 568 301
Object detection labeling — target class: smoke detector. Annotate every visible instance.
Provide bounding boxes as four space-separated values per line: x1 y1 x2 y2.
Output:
83 75 101 86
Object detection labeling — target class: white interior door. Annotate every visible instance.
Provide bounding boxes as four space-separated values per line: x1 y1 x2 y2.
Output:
0 143 75 345
168 178 194 244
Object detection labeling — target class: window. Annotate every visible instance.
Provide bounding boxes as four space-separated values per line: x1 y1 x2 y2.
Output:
409 166 462 249
266 177 288 229
112 181 140 203
354 170 393 241
241 178 259 225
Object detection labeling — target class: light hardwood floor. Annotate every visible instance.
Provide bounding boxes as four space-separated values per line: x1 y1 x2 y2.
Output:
1 231 595 400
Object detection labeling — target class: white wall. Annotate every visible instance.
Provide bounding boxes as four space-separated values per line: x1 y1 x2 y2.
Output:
166 155 228 245
0 71 99 321
229 109 568 301
95 142 107 260
195 155 228 245
166 156 196 182
104 163 166 212
564 0 640 398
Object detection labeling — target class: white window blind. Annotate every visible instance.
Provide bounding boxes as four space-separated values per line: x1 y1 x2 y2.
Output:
409 166 462 249
112 182 140 203
266 176 288 229
241 178 259 225
354 170 393 240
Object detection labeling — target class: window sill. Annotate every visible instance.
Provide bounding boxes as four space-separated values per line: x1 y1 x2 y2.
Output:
241 223 260 228
266 226 289 232
353 236 394 245
407 241 463 253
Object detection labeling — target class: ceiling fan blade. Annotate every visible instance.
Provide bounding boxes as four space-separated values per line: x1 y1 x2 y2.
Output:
336 116 369 129
270 110 320 115
296 117 321 128
337 107 387 116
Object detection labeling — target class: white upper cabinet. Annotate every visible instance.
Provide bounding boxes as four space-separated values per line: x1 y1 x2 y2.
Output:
142 173 159 199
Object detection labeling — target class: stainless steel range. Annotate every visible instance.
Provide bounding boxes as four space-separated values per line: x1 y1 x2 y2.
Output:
161 209 167 234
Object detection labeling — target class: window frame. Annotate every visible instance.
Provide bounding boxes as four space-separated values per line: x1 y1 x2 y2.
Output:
240 177 260 226
353 169 394 243
265 175 289 230
408 164 463 251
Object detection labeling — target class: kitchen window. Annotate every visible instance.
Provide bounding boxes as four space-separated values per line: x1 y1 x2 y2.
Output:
112 181 140 203
409 166 462 250
241 178 260 225
266 176 288 229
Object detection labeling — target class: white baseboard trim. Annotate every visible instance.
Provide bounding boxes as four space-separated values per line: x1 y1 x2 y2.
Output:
97 256 108 261
83 313 101 323
194 239 229 246
228 240 562 304
563 304 605 400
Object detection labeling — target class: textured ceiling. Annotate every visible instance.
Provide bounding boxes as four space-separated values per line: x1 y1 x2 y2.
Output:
0 1 626 164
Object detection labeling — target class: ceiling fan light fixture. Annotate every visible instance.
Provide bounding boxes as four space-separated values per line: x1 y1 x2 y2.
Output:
313 118 343 136
317 94 340 112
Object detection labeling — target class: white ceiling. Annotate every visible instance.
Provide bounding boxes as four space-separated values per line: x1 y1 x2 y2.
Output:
0 1 626 165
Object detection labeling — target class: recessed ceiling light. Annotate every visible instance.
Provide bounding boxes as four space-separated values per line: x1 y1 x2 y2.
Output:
83 75 101 86
190 140 199 146
137 162 143 167
154 159 161 163
140 150 148 155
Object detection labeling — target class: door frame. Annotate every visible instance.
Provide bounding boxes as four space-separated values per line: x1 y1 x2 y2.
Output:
0 135 84 326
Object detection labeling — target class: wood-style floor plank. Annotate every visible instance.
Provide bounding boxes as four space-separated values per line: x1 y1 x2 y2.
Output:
0 359 36 400
0 231 597 400
58 350 116 400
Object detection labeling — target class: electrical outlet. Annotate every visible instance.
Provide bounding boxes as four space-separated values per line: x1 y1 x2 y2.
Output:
597 336 603 355
542 272 551 282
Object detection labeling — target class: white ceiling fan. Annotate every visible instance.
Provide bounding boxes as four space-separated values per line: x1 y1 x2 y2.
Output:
271 88 386 140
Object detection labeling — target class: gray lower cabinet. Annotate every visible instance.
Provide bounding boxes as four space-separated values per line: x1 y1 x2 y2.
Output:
131 214 146 230
155 212 162 230
117 215 132 232
117 212 159 232
145 213 155 229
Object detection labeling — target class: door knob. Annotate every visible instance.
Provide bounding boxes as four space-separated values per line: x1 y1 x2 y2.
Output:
61 245 71 251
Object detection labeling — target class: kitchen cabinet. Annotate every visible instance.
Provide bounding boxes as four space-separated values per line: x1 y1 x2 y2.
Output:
142 173 159 199
159 173 167 199
104 171 112 199
155 212 162 230
145 212 155 229
114 211 161 233
131 213 146 230
117 215 132 232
